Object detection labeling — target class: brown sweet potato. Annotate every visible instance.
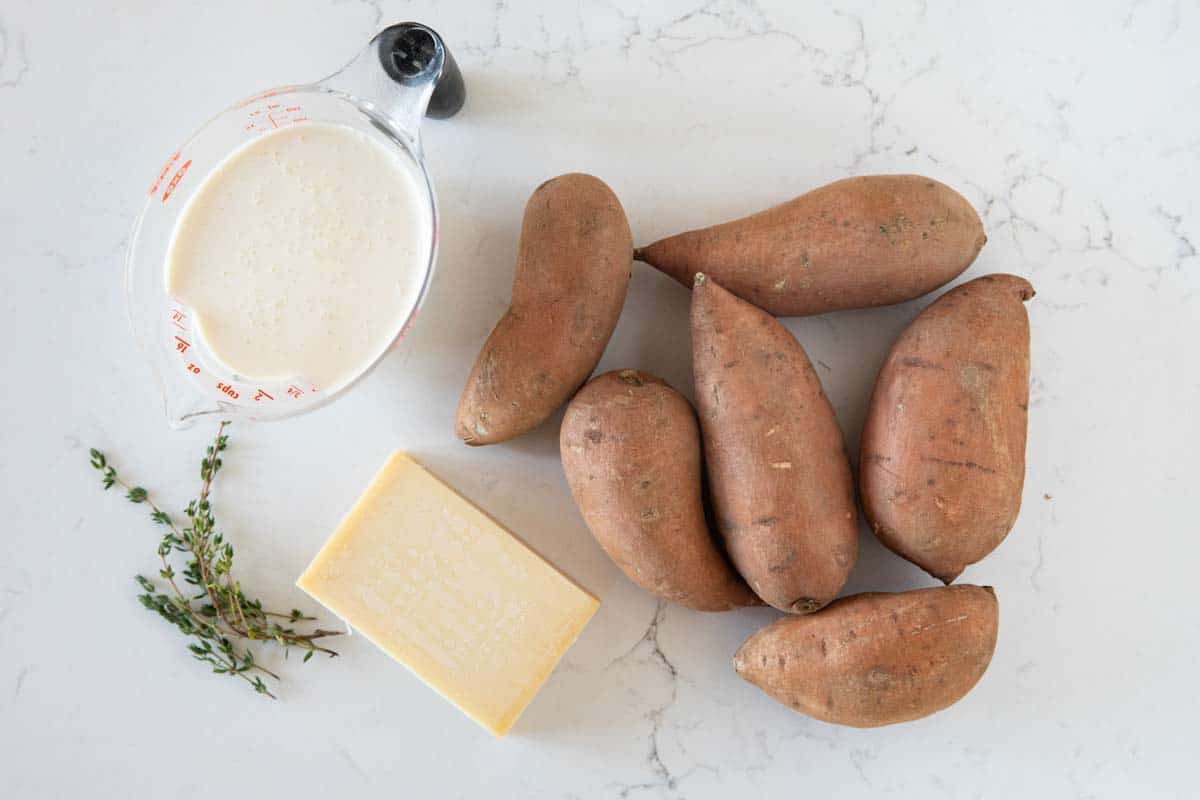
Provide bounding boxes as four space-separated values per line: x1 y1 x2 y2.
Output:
636 175 985 316
735 585 999 727
691 275 857 613
560 370 759 611
456 174 632 445
860 274 1034 583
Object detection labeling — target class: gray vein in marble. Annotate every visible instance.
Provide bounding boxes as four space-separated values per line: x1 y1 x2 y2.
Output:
0 18 30 90
927 774 953 797
605 600 683 798
1080 202 1117 253
920 133 1192 296
823 14 870 102
1095 214 1185 286
460 0 502 62
460 0 581 85
1030 527 1046 593
1167 0 1183 38
1122 0 1152 28
849 747 877 787
605 1 645 58
790 10 939 173
782 723 842 749
334 743 367 778
1028 375 1049 411
13 666 30 700
1 566 30 596
962 157 1171 289
1153 206 1196 272
1124 0 1184 41
1049 95 1072 142
985 158 1068 266
466 0 832 83
811 315 841 343
331 0 383 30
365 0 383 30
1066 202 1149 286
645 0 826 61
0 567 29 635
740 729 776 774
732 721 898 787
1163 137 1200 159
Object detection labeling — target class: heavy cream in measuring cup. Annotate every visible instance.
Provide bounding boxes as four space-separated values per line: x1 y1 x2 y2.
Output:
165 122 430 389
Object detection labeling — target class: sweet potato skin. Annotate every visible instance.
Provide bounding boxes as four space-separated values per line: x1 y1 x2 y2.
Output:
860 274 1034 583
636 175 985 316
734 585 999 727
560 370 759 611
457 174 633 445
691 275 857 613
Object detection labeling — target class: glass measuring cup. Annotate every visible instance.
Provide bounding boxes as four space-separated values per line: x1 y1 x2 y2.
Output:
126 23 465 428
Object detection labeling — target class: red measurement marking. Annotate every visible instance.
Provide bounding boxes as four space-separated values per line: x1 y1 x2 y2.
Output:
245 103 308 134
169 309 187 330
216 382 240 400
150 151 181 195
399 309 419 340
254 389 274 402
174 336 191 353
242 87 287 104
286 385 304 399
185 362 201 375
391 310 420 351
161 160 193 203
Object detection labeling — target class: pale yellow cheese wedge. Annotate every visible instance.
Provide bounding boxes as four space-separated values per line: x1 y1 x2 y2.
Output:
297 452 599 737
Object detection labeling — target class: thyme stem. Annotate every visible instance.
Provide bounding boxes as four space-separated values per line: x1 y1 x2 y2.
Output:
90 422 339 698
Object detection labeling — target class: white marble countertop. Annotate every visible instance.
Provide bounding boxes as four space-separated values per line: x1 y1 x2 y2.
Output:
2 1 1196 797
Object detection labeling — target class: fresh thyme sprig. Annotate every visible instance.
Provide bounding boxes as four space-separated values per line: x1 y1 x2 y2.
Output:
90 422 339 698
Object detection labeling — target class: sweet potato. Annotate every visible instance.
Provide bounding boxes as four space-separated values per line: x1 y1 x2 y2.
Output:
860 274 1034 583
560 370 759 611
735 585 999 727
691 275 857 613
636 175 985 316
457 174 632 445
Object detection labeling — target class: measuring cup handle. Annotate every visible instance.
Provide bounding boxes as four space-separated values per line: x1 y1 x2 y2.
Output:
376 23 466 120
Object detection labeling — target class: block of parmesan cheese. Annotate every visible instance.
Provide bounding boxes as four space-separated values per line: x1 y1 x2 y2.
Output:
297 452 598 737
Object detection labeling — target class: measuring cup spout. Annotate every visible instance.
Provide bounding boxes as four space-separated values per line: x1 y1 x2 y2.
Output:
318 23 466 149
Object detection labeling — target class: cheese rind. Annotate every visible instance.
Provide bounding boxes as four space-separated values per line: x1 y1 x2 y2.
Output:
297 452 598 736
